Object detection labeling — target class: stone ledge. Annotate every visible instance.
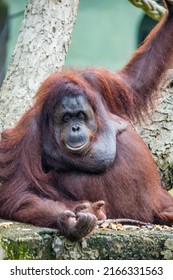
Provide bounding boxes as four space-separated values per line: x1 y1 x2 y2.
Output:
0 219 173 260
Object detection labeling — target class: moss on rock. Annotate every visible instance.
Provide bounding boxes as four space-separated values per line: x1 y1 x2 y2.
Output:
1 219 173 260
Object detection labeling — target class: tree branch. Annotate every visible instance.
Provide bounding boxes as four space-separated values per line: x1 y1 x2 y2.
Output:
0 0 80 132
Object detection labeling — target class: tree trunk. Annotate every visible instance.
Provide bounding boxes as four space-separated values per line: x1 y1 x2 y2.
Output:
137 77 173 189
0 0 79 132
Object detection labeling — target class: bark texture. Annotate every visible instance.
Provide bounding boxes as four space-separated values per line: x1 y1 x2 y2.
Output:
0 0 79 131
138 80 173 189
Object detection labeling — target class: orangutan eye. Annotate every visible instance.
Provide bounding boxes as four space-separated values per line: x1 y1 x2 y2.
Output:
77 111 86 120
63 113 71 123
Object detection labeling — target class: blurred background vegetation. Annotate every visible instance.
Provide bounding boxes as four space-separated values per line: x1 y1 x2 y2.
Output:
0 0 158 86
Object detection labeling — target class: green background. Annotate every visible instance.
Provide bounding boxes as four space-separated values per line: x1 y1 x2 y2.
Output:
4 0 143 71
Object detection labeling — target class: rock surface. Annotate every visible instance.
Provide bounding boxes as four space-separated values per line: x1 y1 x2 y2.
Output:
1 219 173 260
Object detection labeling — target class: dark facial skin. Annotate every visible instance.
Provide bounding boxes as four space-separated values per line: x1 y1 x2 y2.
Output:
46 93 128 173
54 94 98 154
